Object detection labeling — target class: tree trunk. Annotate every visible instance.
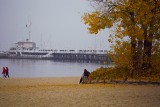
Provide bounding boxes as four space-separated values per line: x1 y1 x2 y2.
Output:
129 12 137 78
130 37 137 77
136 40 143 74
142 0 157 74
142 33 153 73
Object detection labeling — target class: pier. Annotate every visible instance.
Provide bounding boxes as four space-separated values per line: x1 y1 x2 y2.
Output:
46 53 111 64
1 50 112 64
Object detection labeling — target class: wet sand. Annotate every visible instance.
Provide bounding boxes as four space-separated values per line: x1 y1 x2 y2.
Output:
0 77 160 107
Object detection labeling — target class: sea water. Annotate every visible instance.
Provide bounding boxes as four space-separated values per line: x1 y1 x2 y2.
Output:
0 59 109 78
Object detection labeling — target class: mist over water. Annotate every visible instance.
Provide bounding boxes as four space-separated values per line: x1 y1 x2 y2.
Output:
0 59 108 78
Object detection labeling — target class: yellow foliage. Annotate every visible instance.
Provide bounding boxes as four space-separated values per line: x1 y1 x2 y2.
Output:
83 0 160 80
110 41 131 69
82 11 113 34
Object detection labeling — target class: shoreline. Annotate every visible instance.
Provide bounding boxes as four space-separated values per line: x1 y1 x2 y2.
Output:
1 76 160 85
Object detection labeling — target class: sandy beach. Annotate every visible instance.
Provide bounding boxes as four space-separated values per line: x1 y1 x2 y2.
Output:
0 77 160 107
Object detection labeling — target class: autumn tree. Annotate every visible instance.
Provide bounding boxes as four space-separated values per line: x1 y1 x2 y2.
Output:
82 0 160 78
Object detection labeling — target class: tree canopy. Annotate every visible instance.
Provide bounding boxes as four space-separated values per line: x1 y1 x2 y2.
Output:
82 0 160 79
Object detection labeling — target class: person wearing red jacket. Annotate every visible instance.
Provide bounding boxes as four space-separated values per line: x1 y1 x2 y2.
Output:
2 67 6 78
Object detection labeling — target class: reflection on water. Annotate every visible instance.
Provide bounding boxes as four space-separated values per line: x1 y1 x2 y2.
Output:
0 59 109 78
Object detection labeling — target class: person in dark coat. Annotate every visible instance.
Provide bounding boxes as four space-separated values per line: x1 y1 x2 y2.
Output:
84 69 90 77
79 69 90 84
5 67 9 78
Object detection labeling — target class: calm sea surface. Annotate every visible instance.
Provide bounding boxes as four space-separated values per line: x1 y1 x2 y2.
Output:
0 59 109 78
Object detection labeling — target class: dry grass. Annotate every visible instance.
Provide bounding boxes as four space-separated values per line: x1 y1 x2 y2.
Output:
0 77 160 107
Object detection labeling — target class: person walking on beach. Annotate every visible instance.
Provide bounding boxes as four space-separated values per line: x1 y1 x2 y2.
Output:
2 67 6 78
5 67 9 78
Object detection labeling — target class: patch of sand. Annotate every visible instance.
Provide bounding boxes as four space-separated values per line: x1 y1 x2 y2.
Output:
0 77 160 107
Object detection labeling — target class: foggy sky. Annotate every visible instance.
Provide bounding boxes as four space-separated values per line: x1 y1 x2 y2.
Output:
0 0 110 51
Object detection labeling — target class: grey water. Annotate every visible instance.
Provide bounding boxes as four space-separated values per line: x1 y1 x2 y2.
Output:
0 59 109 78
